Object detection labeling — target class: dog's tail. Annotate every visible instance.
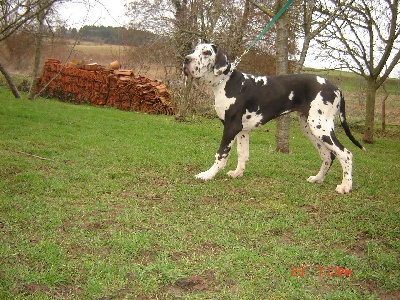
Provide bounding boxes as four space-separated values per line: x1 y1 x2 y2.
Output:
339 92 366 151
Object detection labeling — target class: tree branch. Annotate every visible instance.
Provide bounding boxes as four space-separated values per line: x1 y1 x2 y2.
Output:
248 0 275 18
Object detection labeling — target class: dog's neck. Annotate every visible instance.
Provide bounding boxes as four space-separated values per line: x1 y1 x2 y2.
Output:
206 63 234 88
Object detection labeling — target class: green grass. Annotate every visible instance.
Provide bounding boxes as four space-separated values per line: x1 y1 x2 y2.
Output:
0 88 399 299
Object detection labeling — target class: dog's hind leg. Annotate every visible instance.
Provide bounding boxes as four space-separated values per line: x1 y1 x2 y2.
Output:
227 131 249 178
328 131 354 194
299 115 335 183
304 115 353 194
319 131 354 194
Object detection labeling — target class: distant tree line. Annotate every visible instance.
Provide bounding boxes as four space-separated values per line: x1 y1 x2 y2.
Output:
57 25 155 46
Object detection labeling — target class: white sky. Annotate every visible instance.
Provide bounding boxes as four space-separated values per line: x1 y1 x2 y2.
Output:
58 0 130 28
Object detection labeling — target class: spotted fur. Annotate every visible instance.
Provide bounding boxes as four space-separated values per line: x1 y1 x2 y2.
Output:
183 43 364 194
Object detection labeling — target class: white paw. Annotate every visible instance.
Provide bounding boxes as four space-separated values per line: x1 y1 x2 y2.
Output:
335 184 351 194
227 170 244 178
195 171 214 181
307 176 324 183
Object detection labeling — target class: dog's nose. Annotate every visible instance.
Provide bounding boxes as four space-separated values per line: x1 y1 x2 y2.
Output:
184 57 192 65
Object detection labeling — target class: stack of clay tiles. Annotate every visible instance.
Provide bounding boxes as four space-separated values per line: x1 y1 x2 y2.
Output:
35 59 176 115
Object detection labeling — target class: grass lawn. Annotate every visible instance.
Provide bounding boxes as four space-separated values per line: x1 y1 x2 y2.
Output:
0 88 399 299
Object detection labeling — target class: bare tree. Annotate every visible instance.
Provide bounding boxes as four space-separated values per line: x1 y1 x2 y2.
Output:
0 0 61 98
127 0 256 58
29 2 52 100
295 0 354 74
0 0 60 42
314 0 400 143
0 61 20 98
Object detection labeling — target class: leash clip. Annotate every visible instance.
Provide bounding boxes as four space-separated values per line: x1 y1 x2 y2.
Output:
231 49 249 70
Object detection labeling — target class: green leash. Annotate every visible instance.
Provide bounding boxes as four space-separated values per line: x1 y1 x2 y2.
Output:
232 0 294 69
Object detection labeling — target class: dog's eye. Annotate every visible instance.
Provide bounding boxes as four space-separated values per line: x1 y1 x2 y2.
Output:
202 50 212 56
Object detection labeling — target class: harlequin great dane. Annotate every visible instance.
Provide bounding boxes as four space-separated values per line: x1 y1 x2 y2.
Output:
183 43 364 194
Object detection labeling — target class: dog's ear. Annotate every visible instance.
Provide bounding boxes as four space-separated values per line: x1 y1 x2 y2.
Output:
213 46 230 76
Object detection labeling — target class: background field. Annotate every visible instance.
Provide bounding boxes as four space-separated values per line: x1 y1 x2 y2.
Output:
0 87 399 299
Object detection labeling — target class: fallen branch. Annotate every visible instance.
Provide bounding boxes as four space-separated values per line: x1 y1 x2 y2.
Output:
16 151 53 161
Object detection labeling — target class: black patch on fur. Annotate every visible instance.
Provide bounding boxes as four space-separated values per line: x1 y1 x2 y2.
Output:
322 135 333 145
214 47 229 74
329 130 344 151
330 151 336 166
320 83 337 105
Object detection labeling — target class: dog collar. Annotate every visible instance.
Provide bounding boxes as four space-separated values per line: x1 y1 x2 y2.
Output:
212 64 233 87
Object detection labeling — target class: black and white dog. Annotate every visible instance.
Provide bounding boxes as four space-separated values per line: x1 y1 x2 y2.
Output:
183 43 364 194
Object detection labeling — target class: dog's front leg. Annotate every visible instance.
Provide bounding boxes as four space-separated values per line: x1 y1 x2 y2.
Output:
227 130 249 178
195 125 239 180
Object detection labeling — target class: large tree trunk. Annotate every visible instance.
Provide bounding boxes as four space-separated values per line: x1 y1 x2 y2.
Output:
0 61 21 98
275 0 290 153
28 9 45 100
176 76 193 121
363 77 377 143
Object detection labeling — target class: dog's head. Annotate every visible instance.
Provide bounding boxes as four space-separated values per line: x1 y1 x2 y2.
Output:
183 43 230 79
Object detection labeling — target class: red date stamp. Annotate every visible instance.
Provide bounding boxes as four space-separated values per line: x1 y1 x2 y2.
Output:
292 266 352 277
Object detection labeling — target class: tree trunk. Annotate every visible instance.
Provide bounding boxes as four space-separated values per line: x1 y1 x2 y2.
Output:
172 0 196 120
0 61 21 98
232 0 251 57
381 83 388 133
176 76 193 121
275 0 290 153
28 9 45 100
363 77 377 143
276 114 291 152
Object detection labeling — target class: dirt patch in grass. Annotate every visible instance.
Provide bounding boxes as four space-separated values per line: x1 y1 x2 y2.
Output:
12 282 82 298
377 289 400 300
358 279 400 300
166 269 226 297
1 167 23 179
14 283 47 295
98 288 137 300
352 231 372 258
138 249 158 265
54 284 85 298
198 195 220 203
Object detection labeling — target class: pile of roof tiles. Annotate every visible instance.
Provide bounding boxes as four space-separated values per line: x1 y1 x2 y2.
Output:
35 59 176 115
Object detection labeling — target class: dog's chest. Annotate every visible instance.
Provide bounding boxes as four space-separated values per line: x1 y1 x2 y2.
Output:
213 85 236 120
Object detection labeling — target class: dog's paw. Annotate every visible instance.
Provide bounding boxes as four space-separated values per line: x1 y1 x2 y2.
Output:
195 171 214 181
227 170 244 178
307 175 324 183
335 184 351 194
